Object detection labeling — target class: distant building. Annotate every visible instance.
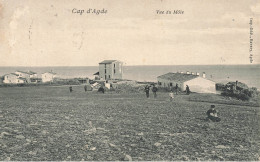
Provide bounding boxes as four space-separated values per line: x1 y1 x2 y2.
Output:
93 72 100 80
96 60 123 80
2 70 40 84
14 70 39 83
157 72 216 93
41 72 56 82
27 71 40 83
77 78 89 84
27 71 38 78
30 77 42 83
14 71 31 83
3 73 27 84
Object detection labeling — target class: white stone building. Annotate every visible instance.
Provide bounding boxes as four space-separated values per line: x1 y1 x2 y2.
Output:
97 60 123 80
41 72 56 82
3 73 27 84
157 72 216 94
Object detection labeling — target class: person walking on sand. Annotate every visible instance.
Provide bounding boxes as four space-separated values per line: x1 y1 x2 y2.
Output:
186 85 190 95
144 85 150 98
175 83 179 95
98 86 105 93
206 105 221 122
169 90 174 101
69 86 73 93
152 84 158 98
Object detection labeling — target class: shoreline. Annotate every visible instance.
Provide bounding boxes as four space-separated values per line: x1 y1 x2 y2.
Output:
1 65 259 89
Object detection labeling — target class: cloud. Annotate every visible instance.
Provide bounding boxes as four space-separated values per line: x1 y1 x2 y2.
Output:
9 6 29 47
1 0 259 66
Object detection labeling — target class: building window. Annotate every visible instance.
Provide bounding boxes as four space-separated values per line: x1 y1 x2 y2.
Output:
109 75 110 79
105 69 106 74
158 82 162 85
105 64 106 68
105 75 107 80
113 64 116 74
170 83 173 86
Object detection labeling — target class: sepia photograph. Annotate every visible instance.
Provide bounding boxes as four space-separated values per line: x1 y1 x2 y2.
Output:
0 0 260 161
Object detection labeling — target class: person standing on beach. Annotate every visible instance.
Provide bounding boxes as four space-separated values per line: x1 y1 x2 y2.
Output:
69 86 73 92
152 84 158 98
169 90 174 101
175 83 179 95
98 86 105 93
84 85 87 92
186 85 190 95
144 85 150 98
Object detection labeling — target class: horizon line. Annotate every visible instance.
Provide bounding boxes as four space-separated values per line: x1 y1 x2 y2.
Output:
0 63 259 67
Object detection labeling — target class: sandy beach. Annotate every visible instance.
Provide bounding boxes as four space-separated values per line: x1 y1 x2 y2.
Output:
0 85 259 161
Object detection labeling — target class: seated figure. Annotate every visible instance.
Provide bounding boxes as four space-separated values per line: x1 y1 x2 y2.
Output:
206 105 221 122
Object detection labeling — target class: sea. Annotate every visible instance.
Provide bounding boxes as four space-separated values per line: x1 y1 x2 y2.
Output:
0 65 260 89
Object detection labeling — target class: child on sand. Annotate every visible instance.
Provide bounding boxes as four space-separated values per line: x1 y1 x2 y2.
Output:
206 105 221 122
169 90 174 101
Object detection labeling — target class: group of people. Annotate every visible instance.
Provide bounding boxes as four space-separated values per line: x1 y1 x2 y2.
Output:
70 83 220 122
144 83 191 100
69 85 104 93
144 84 221 122
144 84 158 98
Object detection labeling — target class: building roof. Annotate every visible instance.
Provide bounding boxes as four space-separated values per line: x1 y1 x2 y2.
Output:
99 60 119 64
16 70 27 73
16 70 37 75
157 72 199 82
93 72 99 75
42 72 56 75
27 71 37 75
4 73 19 76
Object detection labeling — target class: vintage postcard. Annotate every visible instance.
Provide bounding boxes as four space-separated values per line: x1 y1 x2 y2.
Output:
0 0 259 161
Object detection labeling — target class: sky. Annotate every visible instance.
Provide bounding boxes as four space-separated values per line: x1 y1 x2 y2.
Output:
0 0 260 66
